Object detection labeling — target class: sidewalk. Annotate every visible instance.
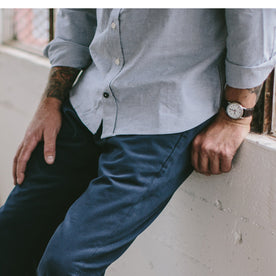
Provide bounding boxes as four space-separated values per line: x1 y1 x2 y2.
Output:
0 47 49 204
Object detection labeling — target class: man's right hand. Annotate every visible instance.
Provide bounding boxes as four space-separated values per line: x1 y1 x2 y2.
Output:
13 97 62 185
12 66 80 185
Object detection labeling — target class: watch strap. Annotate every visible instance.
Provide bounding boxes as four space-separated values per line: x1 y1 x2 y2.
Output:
243 106 254 117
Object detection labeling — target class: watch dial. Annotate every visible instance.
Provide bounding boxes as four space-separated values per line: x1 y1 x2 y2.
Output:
226 103 243 119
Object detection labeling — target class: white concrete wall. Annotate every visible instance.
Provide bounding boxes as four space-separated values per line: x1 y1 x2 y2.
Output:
0 9 14 44
107 134 276 276
1 48 276 276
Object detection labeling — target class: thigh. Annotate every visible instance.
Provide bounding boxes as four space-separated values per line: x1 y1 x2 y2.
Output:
38 118 212 276
0 100 100 276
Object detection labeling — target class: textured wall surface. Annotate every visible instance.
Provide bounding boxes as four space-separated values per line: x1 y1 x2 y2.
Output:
1 48 276 276
107 134 276 276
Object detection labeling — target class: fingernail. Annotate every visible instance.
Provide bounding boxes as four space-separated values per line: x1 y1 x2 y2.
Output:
47 156 54 163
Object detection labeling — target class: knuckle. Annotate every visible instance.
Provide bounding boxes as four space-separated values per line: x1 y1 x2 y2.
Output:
200 142 213 155
25 132 35 142
44 143 56 152
17 164 25 173
18 152 30 164
23 138 34 148
220 147 233 160
19 156 28 163
192 136 201 149
45 140 56 147
25 129 41 143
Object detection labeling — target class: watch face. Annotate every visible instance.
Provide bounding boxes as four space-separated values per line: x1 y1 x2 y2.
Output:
226 102 244 119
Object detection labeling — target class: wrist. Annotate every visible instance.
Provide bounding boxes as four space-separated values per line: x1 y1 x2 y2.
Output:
43 66 80 103
218 108 252 127
41 96 63 110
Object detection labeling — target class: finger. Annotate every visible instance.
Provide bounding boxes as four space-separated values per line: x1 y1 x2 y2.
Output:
220 156 233 173
13 143 23 185
198 152 211 176
191 148 199 172
16 139 38 185
209 154 220 175
43 129 58 164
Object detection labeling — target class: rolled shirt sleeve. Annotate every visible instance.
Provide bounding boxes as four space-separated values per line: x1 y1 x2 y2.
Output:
44 9 97 69
225 9 276 89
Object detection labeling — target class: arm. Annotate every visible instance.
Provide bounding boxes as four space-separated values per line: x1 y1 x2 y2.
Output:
13 67 80 185
191 9 276 175
14 9 97 185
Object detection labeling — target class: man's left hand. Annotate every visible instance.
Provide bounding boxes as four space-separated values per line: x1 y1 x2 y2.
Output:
191 109 251 175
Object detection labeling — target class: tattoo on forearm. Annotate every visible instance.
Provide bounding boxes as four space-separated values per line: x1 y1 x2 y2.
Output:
44 67 80 102
247 84 263 103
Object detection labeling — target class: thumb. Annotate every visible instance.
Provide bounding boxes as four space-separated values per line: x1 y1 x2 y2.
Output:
43 129 58 164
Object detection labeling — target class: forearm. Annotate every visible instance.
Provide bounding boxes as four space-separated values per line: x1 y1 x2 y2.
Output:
224 84 263 108
42 66 81 105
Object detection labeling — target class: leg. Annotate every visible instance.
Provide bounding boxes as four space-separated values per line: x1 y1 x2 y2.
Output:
0 100 100 275
38 118 213 276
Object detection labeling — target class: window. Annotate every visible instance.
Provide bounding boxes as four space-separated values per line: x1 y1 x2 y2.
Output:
2 8 55 56
251 69 276 136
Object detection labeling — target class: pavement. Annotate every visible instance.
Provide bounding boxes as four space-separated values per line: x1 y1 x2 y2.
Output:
0 47 50 204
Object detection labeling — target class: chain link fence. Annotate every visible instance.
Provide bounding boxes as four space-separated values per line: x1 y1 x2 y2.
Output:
11 8 55 55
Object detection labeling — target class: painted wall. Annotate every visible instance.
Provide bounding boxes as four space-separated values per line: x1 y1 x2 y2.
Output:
1 48 276 276
107 134 276 276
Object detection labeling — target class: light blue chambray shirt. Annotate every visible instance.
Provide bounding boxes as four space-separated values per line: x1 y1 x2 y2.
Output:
44 9 276 138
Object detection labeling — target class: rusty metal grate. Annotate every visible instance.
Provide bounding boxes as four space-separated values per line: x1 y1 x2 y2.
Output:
251 70 275 135
12 8 54 55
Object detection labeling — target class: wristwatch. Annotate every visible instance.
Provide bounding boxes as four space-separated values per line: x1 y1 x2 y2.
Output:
222 100 254 120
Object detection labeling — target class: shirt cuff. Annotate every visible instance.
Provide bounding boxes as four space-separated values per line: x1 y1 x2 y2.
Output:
44 40 92 69
226 56 276 89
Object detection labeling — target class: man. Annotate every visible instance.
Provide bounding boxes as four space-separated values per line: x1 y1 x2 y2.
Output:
0 9 275 276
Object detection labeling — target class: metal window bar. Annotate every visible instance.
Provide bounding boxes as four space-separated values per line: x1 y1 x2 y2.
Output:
251 69 275 135
270 69 276 136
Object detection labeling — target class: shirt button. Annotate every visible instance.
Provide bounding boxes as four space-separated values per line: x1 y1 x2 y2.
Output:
103 92 109 98
114 58 120 66
111 22 116 29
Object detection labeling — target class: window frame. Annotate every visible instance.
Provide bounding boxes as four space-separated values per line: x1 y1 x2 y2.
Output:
251 69 275 136
1 8 55 56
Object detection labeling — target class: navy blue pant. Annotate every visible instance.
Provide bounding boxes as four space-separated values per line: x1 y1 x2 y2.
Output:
0 100 212 275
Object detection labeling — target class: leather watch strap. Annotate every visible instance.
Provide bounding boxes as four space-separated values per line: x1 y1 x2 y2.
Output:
243 107 254 117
